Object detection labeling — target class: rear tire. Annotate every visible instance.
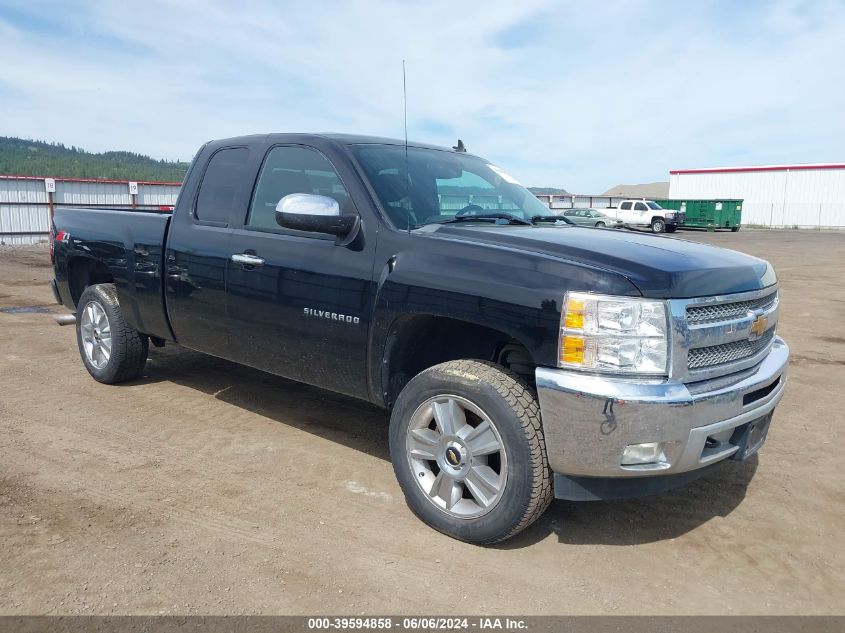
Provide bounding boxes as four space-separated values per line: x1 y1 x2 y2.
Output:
76 284 148 384
389 360 553 544
651 218 666 233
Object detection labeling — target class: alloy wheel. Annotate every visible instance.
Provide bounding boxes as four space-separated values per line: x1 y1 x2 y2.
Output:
405 395 508 519
80 300 112 369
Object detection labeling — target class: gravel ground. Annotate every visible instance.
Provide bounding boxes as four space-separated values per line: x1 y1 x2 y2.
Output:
0 230 843 615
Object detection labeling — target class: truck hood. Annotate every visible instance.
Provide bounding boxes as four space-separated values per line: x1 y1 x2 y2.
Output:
427 224 776 298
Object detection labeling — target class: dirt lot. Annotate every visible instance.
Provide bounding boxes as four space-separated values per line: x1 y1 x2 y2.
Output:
0 230 843 615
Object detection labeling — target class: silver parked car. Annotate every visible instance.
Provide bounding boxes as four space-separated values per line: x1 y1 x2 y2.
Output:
561 208 623 228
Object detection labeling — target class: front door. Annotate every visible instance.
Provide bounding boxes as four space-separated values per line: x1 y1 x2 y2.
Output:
225 144 375 398
633 201 649 225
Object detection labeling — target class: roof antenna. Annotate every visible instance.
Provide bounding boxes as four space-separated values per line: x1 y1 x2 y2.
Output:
453 139 466 153
403 59 411 234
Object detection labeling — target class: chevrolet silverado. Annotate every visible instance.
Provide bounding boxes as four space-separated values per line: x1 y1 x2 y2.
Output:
49 134 788 544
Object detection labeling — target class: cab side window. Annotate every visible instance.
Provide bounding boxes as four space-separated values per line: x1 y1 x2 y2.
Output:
247 146 351 229
620 201 632 210
634 202 648 211
195 147 250 225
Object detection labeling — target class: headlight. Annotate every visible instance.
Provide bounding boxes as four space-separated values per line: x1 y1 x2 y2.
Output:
559 292 669 375
664 212 676 219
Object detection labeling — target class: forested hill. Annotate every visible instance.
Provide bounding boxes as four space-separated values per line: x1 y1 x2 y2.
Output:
0 137 190 182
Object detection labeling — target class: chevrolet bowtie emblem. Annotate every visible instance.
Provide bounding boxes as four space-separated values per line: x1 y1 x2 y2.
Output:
750 314 768 337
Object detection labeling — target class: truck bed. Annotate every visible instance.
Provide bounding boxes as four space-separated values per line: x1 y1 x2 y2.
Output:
52 207 174 341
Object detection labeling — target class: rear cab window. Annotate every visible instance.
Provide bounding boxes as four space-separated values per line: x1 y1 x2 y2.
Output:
194 147 250 226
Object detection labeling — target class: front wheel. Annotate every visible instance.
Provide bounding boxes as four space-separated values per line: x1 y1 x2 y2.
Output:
595 221 606 228
651 218 666 233
389 360 553 544
76 283 149 384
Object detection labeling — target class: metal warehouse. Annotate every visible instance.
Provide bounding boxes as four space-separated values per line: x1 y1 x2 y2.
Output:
669 163 845 228
0 175 180 245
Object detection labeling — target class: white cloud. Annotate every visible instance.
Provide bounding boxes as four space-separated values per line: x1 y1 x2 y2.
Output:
0 0 843 191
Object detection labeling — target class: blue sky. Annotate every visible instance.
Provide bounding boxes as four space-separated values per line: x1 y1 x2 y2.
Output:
1 0 843 191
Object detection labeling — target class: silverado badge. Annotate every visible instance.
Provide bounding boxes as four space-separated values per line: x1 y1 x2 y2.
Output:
303 307 360 325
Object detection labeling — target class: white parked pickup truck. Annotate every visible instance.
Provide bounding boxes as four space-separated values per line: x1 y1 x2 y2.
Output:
606 200 685 234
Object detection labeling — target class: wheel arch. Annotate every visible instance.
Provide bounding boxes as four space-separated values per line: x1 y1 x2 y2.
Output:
379 313 536 409
67 256 114 308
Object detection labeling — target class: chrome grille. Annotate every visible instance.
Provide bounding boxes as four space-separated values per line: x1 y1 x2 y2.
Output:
686 291 777 325
688 329 775 370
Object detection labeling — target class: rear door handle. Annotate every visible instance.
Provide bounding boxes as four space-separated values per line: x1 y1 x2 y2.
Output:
231 253 265 267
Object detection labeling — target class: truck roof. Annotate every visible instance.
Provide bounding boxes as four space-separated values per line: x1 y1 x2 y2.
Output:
204 133 467 155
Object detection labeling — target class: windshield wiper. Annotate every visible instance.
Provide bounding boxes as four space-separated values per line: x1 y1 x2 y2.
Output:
432 212 533 226
530 215 574 225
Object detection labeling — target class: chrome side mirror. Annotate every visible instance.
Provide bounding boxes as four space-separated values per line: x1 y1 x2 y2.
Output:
275 193 357 238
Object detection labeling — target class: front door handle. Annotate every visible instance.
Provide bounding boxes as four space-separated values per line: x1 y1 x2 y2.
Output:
231 253 265 267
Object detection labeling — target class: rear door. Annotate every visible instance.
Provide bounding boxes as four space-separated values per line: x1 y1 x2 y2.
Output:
617 201 634 223
165 145 252 358
225 143 375 398
572 209 590 226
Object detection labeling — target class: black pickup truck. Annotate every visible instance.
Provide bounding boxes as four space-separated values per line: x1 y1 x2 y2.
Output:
50 134 788 544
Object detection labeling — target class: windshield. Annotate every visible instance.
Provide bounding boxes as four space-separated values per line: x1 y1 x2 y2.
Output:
351 144 550 229
647 201 663 210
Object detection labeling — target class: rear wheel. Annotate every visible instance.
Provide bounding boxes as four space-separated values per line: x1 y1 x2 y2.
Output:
76 284 148 384
389 360 553 544
651 217 666 233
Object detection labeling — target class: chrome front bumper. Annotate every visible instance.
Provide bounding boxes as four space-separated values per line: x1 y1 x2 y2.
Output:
535 337 789 480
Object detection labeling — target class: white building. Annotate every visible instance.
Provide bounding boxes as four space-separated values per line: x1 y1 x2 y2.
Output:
668 163 845 228
0 175 180 245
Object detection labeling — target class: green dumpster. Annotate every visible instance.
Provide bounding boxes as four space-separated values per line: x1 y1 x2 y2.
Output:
654 199 743 231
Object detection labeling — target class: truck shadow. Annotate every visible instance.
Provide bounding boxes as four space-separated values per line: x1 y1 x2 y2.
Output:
135 345 758 548
501 456 758 548
136 345 392 461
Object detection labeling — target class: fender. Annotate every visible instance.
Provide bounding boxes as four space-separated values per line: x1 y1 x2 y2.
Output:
366 231 641 406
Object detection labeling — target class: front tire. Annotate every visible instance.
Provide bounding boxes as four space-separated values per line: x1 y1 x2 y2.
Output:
651 218 666 233
76 284 149 384
595 221 606 228
389 360 553 544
